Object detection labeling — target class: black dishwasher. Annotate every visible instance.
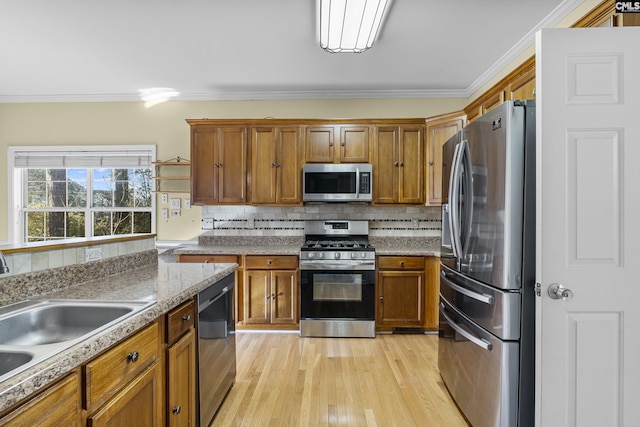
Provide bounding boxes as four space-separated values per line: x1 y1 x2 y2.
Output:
197 272 235 426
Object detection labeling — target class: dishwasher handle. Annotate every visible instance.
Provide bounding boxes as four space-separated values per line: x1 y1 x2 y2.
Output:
197 274 235 313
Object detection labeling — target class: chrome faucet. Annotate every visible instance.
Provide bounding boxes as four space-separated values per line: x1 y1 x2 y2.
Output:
0 251 9 274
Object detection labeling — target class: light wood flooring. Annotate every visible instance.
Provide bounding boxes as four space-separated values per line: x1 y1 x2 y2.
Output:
211 332 469 427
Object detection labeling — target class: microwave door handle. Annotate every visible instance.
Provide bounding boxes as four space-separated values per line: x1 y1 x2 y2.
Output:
449 143 463 259
355 167 360 199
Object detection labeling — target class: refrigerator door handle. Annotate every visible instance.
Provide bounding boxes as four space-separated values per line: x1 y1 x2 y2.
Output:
440 302 493 351
448 143 463 258
460 140 474 255
440 270 494 304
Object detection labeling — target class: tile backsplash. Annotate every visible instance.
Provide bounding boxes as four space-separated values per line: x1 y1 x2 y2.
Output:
201 205 442 238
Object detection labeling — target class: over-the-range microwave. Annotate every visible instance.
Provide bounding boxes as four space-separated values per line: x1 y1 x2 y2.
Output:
302 163 372 203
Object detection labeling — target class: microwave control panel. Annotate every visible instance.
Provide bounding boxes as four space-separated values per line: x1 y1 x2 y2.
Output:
360 172 371 193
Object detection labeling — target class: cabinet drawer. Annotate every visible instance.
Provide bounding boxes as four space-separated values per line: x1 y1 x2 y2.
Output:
378 256 425 270
84 322 160 410
245 255 298 270
166 299 195 345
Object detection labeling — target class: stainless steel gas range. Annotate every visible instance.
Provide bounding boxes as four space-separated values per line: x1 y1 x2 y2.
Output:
299 220 376 338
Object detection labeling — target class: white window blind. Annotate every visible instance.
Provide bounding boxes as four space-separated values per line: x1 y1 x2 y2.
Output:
12 148 152 168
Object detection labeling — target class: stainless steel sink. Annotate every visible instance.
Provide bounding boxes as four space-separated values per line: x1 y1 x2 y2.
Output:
0 351 33 377
0 299 155 383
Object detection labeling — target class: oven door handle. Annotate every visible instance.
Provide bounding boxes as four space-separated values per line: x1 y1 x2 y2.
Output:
439 302 493 351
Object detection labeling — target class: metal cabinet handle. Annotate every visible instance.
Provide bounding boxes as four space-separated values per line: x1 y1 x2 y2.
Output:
267 260 272 265
272 162 276 167
127 351 139 363
394 161 399 167
219 163 223 167
172 406 182 414
379 296 384 302
399 161 404 167
548 283 574 301
182 315 192 322
341 140 345 146
429 161 434 166
400 261 405 267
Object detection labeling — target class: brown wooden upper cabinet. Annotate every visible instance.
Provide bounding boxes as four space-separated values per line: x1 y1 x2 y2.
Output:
304 125 370 163
189 124 247 205
373 124 424 204
425 112 465 205
249 126 302 204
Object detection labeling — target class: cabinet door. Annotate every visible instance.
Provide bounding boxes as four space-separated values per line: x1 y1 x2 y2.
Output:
508 68 536 101
425 113 465 205
244 270 270 324
250 127 278 204
373 126 398 203
339 126 370 163
0 372 81 427
88 362 162 427
277 127 302 204
481 91 504 115
398 126 424 204
167 329 196 427
305 126 335 163
191 126 218 205
377 270 424 327
270 270 297 324
218 127 247 204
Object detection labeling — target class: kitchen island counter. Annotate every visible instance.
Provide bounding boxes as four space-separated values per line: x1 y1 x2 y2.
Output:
0 259 237 413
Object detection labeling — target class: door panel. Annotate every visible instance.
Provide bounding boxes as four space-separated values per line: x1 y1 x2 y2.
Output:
537 28 640 427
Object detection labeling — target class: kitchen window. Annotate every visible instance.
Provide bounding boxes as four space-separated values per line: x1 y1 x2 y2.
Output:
8 146 156 243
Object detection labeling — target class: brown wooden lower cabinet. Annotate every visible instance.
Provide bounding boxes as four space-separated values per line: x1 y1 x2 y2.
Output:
244 265 297 325
87 361 163 427
0 371 82 427
376 255 440 331
165 300 197 427
167 329 196 427
376 256 425 330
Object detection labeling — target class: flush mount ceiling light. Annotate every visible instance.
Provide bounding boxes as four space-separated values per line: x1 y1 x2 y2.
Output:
318 0 393 53
139 87 180 108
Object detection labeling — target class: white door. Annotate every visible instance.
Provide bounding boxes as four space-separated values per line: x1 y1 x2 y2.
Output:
536 27 640 427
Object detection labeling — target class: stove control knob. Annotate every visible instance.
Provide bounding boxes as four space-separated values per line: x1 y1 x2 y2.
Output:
334 252 341 260
351 252 357 259
361 253 367 259
318 252 324 259
308 252 315 259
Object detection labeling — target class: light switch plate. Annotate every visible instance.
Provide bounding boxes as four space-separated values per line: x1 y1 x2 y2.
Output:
161 193 168 204
161 208 169 219
85 247 102 262
171 209 181 217
183 198 191 209
170 198 181 209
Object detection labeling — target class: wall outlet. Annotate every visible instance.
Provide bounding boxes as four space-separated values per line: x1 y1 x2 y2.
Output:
161 193 168 204
85 247 102 262
183 198 191 209
170 198 181 209
171 209 181 217
202 218 214 230
246 218 255 229
162 208 169 219
411 218 420 229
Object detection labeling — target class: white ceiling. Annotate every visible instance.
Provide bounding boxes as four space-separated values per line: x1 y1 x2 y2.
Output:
0 0 582 103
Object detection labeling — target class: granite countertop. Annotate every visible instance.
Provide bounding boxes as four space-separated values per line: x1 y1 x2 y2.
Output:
0 261 237 412
172 236 441 257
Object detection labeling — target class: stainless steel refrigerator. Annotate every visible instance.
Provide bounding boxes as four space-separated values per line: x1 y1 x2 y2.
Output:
439 100 535 427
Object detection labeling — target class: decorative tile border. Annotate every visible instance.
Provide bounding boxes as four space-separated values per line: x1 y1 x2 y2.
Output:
201 205 442 237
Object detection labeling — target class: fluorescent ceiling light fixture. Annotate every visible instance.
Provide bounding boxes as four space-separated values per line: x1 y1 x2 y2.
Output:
139 87 180 108
319 0 392 53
